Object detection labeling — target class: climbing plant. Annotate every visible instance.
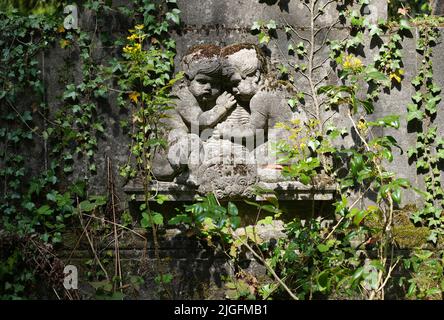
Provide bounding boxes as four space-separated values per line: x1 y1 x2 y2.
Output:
1 0 444 302
0 0 181 300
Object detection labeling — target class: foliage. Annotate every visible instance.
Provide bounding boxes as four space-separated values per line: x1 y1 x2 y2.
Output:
403 250 444 299
0 0 64 15
0 0 181 299
1 0 444 301
388 0 432 19
109 0 182 296
406 17 444 244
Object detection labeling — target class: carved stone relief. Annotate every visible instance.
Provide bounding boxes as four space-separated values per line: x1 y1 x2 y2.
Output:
150 43 309 198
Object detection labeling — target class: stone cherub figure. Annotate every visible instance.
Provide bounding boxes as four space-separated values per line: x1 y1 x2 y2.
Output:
152 44 236 185
197 43 300 195
176 44 237 131
216 43 299 181
153 42 304 192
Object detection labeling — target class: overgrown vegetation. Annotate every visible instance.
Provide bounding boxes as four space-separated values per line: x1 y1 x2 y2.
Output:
1 0 443 301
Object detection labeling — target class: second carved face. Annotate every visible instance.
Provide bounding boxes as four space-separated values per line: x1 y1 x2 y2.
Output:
223 48 263 102
182 44 265 105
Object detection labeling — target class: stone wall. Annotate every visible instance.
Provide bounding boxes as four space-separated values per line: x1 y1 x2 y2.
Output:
20 0 444 299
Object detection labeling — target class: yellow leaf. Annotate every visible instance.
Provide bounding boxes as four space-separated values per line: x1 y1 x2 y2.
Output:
389 69 404 83
59 39 71 49
229 245 237 257
129 91 140 103
127 34 137 41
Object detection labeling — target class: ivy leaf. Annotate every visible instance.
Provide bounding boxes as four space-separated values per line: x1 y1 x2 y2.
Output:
399 19 412 31
407 104 423 122
412 92 423 103
427 232 438 244
410 212 422 224
437 149 444 160
411 76 422 87
430 83 441 94
63 84 78 101
369 24 381 37
251 21 261 32
425 96 441 115
258 32 270 44
266 20 277 30
166 8 181 25
288 98 297 108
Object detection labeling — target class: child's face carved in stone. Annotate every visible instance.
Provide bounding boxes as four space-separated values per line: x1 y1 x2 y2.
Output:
189 73 221 103
230 69 261 102
225 49 262 102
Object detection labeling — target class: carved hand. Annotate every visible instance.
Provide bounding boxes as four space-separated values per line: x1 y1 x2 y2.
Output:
216 91 236 110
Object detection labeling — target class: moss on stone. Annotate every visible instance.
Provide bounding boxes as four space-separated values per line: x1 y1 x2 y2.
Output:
392 205 430 249
186 44 221 60
362 204 431 249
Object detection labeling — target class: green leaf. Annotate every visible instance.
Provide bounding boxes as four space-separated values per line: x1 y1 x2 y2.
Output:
350 154 364 177
365 70 386 81
288 98 296 108
407 104 423 122
299 173 311 185
230 216 241 229
166 8 181 25
258 216 274 225
353 209 366 225
63 84 78 101
359 99 374 114
155 194 169 204
412 92 423 103
317 270 330 292
79 200 95 212
152 213 164 225
368 115 400 129
37 205 53 216
251 21 261 31
369 24 381 37
90 195 107 206
155 273 173 284
266 20 277 30
391 187 401 205
258 32 270 44
228 202 238 216
317 244 329 253
399 19 411 31
427 232 438 244
168 214 191 225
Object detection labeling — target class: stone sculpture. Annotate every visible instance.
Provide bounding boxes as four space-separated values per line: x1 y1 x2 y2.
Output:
151 43 306 198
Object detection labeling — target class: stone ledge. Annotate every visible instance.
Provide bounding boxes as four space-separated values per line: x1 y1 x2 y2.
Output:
124 180 336 201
